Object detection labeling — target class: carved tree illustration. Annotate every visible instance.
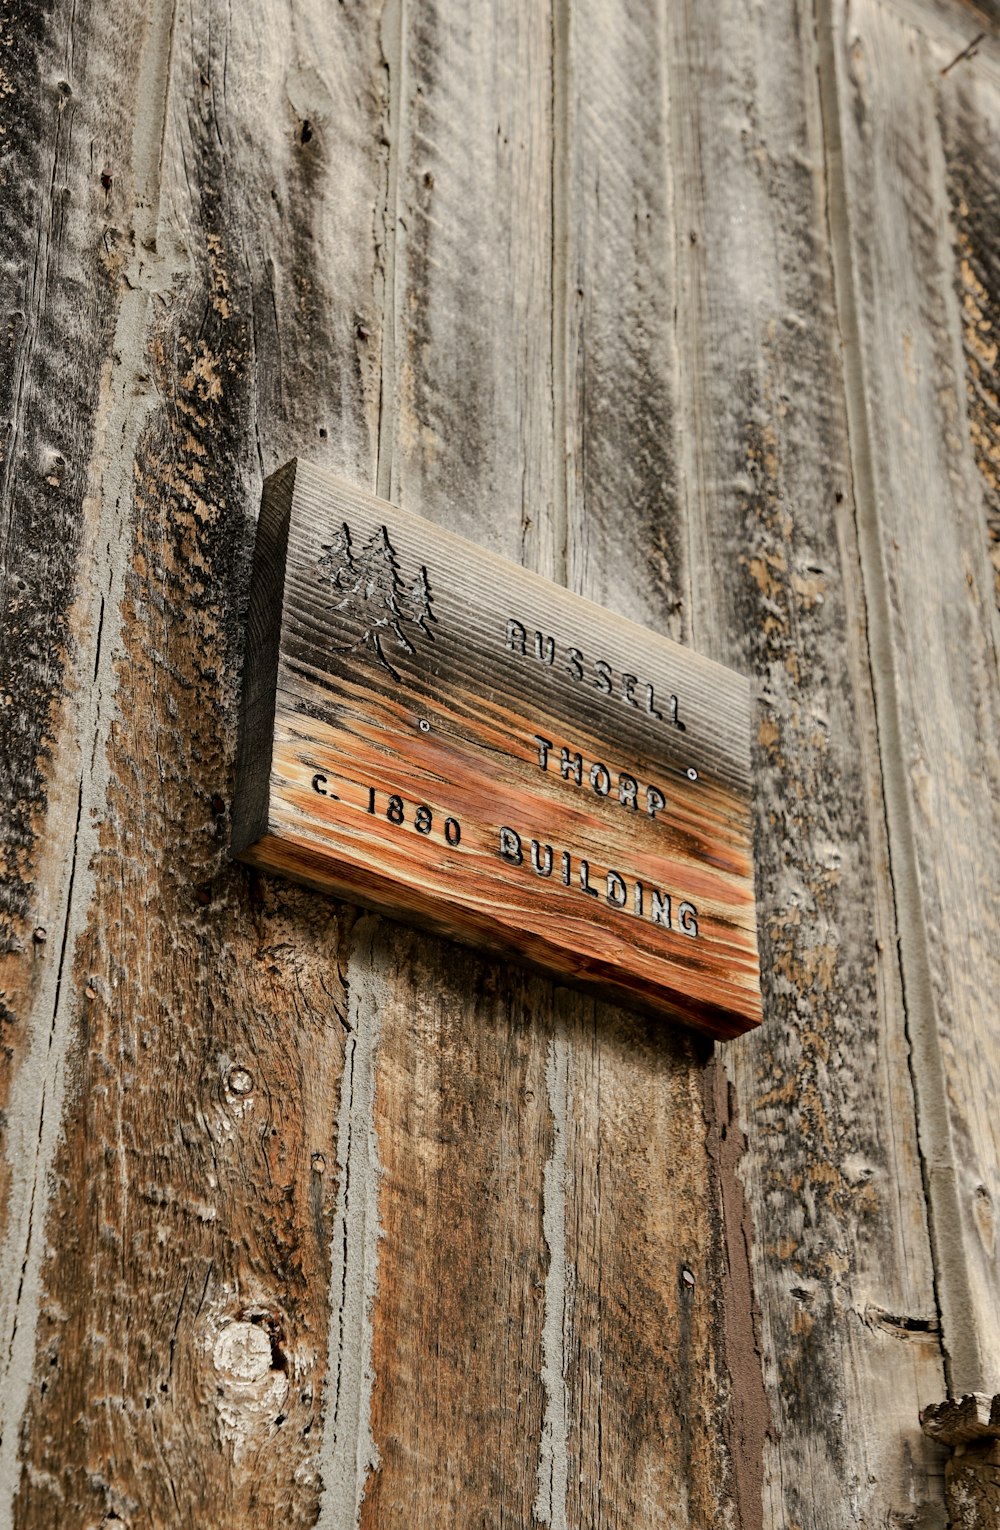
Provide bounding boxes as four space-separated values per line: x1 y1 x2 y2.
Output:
317 522 357 593
353 526 414 670
400 565 436 639
317 523 436 679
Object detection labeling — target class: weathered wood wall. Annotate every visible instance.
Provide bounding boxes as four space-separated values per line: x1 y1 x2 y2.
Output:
0 0 997 1524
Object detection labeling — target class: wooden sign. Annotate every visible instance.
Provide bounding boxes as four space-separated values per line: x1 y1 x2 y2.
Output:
233 460 761 1040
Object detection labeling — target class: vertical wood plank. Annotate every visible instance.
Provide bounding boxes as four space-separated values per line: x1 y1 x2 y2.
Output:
349 1 556 1520
557 1011 736 1527
943 64 1000 615
364 941 552 1528
561 0 685 636
559 2 749 1523
0 0 179 1502
357 0 764 1523
378 0 556 568
826 0 1000 1394
668 0 948 1522
9 0 390 1521
4 0 991 1522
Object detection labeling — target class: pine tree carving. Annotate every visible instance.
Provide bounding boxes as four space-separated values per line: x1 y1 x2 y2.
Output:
317 521 435 680
400 566 436 640
317 523 357 593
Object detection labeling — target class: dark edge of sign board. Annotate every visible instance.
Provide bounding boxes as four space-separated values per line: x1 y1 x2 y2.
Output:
232 462 294 852
232 459 762 1042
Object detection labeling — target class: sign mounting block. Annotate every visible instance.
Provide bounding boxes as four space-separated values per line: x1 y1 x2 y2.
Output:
233 459 761 1040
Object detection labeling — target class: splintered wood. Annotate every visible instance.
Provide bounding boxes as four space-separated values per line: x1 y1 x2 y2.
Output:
233 459 761 1039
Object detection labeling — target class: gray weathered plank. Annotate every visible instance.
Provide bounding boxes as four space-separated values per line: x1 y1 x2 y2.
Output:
348 0 559 1521
559 2 759 1521
3 0 992 1522
362 937 553 1529
826 0 1000 1396
376 0 556 570
357 0 750 1521
0 0 178 1504
668 0 948 1522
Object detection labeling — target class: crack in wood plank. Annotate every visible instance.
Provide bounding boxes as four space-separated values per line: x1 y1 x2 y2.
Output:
316 917 383 1530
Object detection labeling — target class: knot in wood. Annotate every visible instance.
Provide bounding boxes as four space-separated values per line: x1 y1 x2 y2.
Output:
211 1319 290 1460
214 1322 271 1383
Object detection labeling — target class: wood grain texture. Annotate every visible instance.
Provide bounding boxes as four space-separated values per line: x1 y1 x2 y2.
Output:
363 936 552 1528
558 4 761 1521
3 0 995 1522
943 69 1000 613
374 0 557 570
7 0 389 1522
235 461 760 1040
828 0 1000 1395
352 0 754 1520
351 3 563 1521
0 0 150 1429
940 1443 1000 1529
0 0 188 1498
669 0 948 1522
921 1398 1000 1530
922 1392 1000 1446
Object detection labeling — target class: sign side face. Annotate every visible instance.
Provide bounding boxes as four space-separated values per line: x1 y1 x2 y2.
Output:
233 459 762 1039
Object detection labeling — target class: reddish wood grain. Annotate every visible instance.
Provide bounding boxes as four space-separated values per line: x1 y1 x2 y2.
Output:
234 461 761 1039
6 0 392 1523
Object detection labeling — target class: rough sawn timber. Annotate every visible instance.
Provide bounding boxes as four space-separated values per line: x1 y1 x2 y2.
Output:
669 0 946 1523
354 0 749 1520
4 0 390 1523
234 461 761 1041
827 0 1000 1398
1 0 994 1524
